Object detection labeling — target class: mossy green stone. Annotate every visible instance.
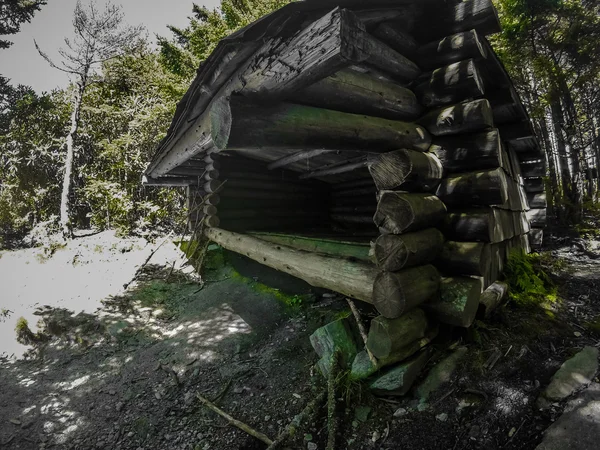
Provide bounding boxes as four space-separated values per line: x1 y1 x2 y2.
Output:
310 318 359 376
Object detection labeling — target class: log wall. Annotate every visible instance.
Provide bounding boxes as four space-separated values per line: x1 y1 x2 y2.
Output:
151 0 546 391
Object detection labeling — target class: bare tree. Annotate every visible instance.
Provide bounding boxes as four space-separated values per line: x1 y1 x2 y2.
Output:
35 1 143 238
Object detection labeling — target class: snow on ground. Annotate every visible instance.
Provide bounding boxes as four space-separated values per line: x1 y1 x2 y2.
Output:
0 230 189 359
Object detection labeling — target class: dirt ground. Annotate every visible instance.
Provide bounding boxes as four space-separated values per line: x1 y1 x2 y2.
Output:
0 229 599 450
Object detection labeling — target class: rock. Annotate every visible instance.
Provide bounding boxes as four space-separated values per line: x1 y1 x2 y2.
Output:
436 413 448 422
264 415 271 421
538 346 598 406
393 407 408 417
9 418 21 425
536 383 600 450
354 405 371 422
307 443 318 450
416 347 468 405
423 277 482 327
369 348 432 396
310 317 360 376
116 402 124 412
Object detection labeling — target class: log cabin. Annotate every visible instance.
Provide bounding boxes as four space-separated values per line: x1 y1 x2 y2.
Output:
143 0 547 328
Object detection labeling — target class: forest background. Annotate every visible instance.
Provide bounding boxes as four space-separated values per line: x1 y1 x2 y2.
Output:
1 0 599 246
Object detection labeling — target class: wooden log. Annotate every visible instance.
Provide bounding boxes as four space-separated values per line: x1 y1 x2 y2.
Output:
527 192 547 209
436 168 508 206
366 309 428 360
220 189 317 201
330 214 375 226
477 281 508 319
219 217 324 232
372 22 418 59
369 348 433 396
520 161 546 178
499 121 534 141
290 69 421 120
211 96 432 152
267 149 335 170
300 156 371 180
248 233 371 262
529 228 544 250
415 59 485 108
204 215 221 228
442 209 513 243
413 0 501 41
331 205 377 215
333 177 375 191
374 192 447 234
416 29 487 71
417 99 494 136
205 228 378 302
373 228 445 272
350 325 438 381
524 178 545 193
203 205 218 216
372 265 441 318
239 8 420 99
437 241 491 276
429 129 502 173
526 208 547 227
331 185 377 199
142 175 200 187
423 276 483 327
368 150 443 191
332 193 376 207
218 209 326 221
223 178 324 194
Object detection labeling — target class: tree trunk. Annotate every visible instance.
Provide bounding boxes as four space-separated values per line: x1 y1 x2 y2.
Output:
60 82 84 238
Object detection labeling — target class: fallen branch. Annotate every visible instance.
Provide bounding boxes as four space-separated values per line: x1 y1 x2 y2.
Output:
123 231 174 290
327 351 340 450
196 393 273 445
266 390 327 450
347 298 378 368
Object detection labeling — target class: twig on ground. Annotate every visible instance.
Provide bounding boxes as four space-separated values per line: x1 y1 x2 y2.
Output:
431 387 456 407
123 231 174 289
484 348 502 370
160 364 181 387
346 298 378 367
326 351 340 450
211 378 233 404
266 390 327 450
196 393 273 445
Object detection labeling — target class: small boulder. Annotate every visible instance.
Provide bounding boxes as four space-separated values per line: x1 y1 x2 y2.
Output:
310 317 359 376
416 346 468 406
538 346 599 407
369 348 433 396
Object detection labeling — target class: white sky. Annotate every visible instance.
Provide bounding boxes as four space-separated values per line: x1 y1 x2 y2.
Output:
0 0 220 93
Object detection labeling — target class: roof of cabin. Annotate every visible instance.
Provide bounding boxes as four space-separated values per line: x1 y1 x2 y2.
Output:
144 0 538 181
